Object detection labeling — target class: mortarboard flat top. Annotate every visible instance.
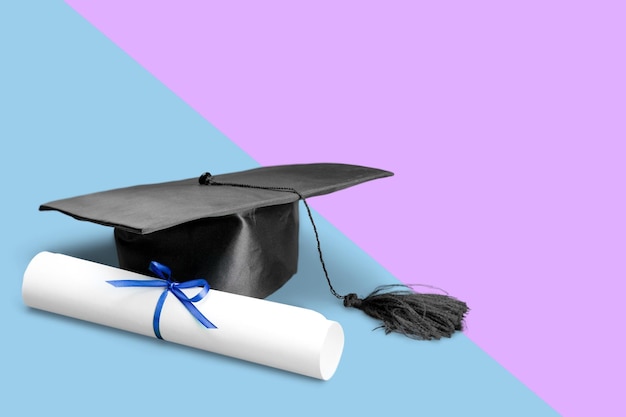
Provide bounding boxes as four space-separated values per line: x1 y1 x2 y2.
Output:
40 163 393 297
41 163 393 234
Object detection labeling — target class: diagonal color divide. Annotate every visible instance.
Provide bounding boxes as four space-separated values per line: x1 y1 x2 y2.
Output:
5 2 557 415
62 1 626 416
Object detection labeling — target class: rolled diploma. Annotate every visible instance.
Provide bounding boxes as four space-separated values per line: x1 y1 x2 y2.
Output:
22 252 344 380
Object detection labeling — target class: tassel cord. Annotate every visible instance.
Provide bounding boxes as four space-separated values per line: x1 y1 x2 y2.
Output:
198 173 343 299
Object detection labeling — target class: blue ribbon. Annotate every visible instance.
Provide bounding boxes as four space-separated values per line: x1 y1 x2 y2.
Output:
107 261 217 339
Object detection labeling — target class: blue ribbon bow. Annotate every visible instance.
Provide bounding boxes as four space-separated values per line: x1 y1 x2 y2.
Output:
107 261 217 339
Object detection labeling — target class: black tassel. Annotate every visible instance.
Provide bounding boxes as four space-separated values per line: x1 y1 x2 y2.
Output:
343 285 469 340
200 172 470 340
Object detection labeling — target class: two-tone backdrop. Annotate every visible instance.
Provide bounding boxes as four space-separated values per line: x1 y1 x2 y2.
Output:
2 2 623 416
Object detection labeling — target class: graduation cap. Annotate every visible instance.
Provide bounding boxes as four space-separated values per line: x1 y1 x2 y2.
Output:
41 163 468 340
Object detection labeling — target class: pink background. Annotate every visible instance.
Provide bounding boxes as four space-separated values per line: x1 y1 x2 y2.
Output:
66 1 626 415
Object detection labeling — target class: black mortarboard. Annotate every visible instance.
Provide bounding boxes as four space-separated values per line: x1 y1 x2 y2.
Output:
40 163 392 298
41 162 469 340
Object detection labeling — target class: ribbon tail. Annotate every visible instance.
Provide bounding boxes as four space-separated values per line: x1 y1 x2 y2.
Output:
107 279 167 288
178 297 217 329
153 289 169 340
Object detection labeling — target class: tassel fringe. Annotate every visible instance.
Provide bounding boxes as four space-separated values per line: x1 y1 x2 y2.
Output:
343 285 469 340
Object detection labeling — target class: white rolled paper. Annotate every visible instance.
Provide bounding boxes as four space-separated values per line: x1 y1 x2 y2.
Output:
22 252 344 380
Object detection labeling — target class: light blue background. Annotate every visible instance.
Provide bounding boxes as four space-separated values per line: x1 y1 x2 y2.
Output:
1 2 557 415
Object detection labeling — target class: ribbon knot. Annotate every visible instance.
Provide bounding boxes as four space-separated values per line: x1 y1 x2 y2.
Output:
107 261 217 339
